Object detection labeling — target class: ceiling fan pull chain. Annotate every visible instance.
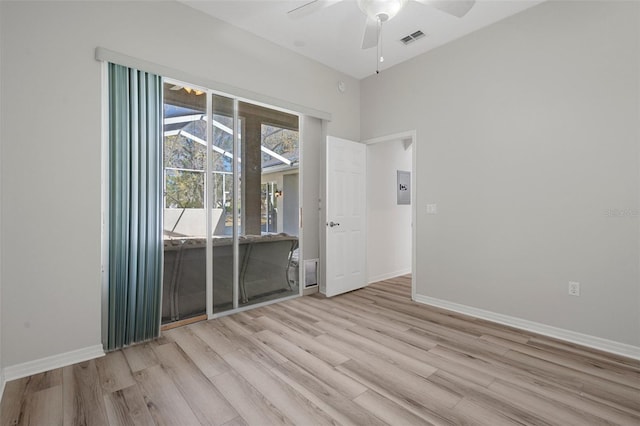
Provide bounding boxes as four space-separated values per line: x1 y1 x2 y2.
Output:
379 19 383 63
376 17 382 74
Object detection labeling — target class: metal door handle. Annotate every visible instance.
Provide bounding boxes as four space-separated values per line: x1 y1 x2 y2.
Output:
328 221 340 227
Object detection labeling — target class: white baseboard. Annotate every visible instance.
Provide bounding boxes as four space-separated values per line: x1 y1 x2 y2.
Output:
413 294 640 361
368 268 412 284
3 345 105 382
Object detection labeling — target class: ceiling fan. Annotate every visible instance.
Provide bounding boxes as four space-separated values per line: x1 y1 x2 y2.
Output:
288 0 476 50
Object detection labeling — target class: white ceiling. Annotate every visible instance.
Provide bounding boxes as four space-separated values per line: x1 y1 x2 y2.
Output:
179 0 545 79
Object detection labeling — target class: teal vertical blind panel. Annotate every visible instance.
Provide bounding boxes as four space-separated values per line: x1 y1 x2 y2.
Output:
107 63 163 351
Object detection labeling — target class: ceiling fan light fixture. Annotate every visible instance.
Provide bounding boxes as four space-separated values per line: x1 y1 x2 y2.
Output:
357 0 407 22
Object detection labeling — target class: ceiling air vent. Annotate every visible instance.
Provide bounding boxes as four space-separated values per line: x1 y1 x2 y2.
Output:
400 30 426 45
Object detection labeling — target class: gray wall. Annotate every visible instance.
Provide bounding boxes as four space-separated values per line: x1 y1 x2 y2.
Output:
0 1 360 367
361 1 640 346
301 116 324 262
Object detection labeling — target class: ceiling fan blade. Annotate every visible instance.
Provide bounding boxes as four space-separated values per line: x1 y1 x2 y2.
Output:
362 17 379 50
415 0 476 18
287 0 342 19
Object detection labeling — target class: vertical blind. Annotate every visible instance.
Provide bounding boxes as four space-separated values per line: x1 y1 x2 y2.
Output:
107 63 163 351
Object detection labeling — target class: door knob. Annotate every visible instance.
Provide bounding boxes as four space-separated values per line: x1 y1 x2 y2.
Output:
328 221 340 227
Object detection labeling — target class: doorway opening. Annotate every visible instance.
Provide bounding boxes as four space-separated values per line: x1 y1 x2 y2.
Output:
364 131 416 299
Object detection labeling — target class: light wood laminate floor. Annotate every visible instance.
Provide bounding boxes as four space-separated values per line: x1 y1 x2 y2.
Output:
2 275 640 425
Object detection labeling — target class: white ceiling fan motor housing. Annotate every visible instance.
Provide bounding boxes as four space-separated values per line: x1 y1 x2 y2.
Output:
357 0 408 22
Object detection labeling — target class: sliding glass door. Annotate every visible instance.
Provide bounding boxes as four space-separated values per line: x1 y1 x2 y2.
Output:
162 81 301 325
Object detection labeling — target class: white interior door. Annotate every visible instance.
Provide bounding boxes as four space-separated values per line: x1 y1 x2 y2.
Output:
324 136 366 297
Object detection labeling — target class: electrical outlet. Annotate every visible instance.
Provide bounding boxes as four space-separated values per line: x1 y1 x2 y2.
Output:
568 281 580 296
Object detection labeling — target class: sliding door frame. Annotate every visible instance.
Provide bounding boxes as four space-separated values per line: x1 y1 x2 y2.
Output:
162 77 304 322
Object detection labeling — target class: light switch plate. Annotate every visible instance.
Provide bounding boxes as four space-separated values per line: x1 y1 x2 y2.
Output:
426 204 437 215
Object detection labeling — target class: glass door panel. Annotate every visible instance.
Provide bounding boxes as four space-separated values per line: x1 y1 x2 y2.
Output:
237 101 300 308
162 83 207 324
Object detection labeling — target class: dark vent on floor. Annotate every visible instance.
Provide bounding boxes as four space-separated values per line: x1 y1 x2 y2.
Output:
400 30 426 45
